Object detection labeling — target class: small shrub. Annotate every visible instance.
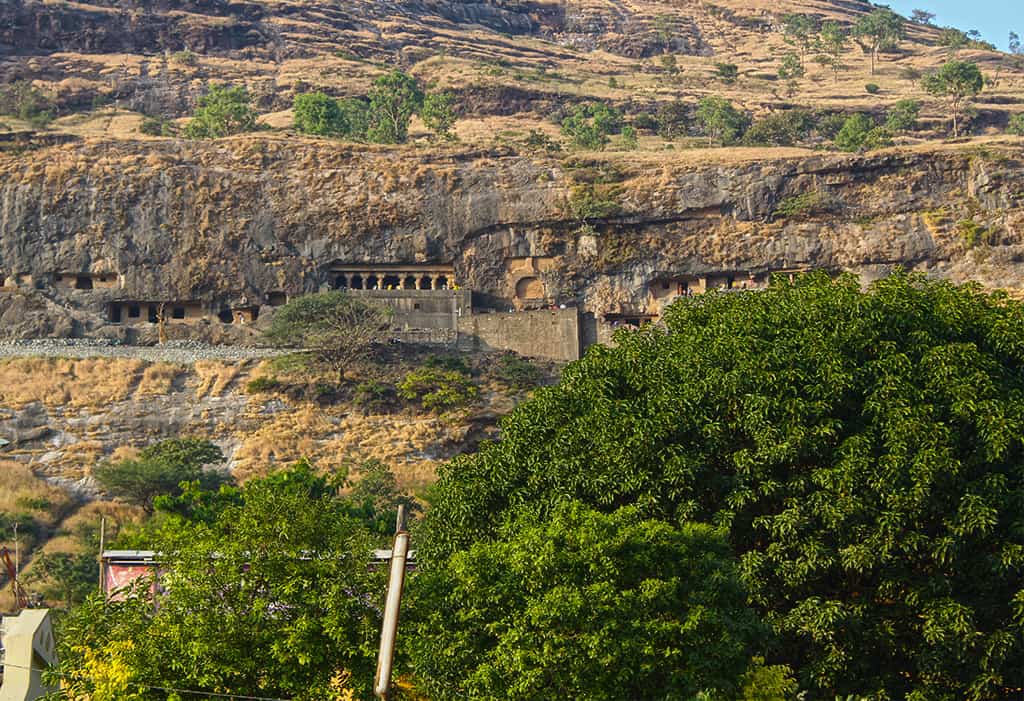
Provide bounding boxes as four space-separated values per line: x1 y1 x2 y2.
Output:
715 62 739 84
522 129 562 153
424 353 472 375
567 184 622 220
865 83 881 94
398 368 478 412
743 110 813 147
834 113 892 152
1007 113 1024 136
956 218 996 248
353 381 397 413
170 48 198 66
619 125 638 150
245 376 281 393
815 112 848 138
607 76 618 89
495 354 542 389
632 112 659 132
886 99 921 132
773 191 829 219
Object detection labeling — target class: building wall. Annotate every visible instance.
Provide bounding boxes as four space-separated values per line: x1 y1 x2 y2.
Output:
457 308 580 361
350 289 470 332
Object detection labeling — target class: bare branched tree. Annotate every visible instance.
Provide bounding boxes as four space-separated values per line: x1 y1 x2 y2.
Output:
264 291 394 381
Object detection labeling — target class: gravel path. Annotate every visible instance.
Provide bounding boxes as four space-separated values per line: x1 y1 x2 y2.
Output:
0 339 285 363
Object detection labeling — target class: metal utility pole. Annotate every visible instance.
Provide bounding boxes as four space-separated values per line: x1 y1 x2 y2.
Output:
374 505 410 701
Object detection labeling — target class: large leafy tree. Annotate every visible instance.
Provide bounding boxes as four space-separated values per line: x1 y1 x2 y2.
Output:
814 21 849 83
781 13 818 68
183 84 258 139
264 290 393 382
367 70 424 144
853 8 904 75
93 438 228 514
923 60 984 137
695 96 749 145
293 91 348 136
409 503 767 700
54 466 387 701
421 272 1024 699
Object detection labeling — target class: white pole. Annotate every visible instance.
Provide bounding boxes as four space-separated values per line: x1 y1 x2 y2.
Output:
374 506 409 700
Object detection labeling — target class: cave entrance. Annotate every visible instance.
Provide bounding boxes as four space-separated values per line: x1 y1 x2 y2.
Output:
75 275 93 290
218 308 234 324
350 274 364 290
382 275 401 290
403 275 417 290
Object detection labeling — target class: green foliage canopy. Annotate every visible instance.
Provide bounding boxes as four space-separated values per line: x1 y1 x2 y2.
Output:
922 61 984 137
561 102 623 150
695 96 749 145
886 98 921 132
367 70 424 144
293 91 348 136
93 438 228 513
420 91 458 140
833 113 892 152
421 272 1024 699
55 465 386 701
409 503 767 701
183 84 257 139
853 8 904 74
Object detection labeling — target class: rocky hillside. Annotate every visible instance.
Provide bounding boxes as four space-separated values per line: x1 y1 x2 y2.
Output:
1 137 1022 338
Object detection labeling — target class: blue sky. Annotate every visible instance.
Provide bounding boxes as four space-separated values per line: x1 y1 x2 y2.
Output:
884 0 1019 51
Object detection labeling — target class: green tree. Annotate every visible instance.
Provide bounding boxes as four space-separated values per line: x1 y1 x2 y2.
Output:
420 91 457 140
183 84 257 139
397 367 478 412
619 124 638 150
1008 113 1024 135
264 291 393 382
93 438 228 514
560 102 622 150
922 60 984 137
1010 31 1022 55
815 21 849 83
781 13 819 67
939 27 969 56
853 8 904 75
834 113 893 151
911 9 935 25
694 96 749 145
367 70 424 144
347 458 421 535
421 272 1024 699
715 62 739 84
886 98 921 132
778 51 805 86
293 91 347 136
656 99 689 139
28 552 96 609
744 110 813 147
409 503 767 700
339 97 371 139
54 465 386 701
0 81 55 128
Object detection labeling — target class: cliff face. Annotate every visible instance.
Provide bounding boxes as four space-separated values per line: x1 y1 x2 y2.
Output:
1 137 1021 339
